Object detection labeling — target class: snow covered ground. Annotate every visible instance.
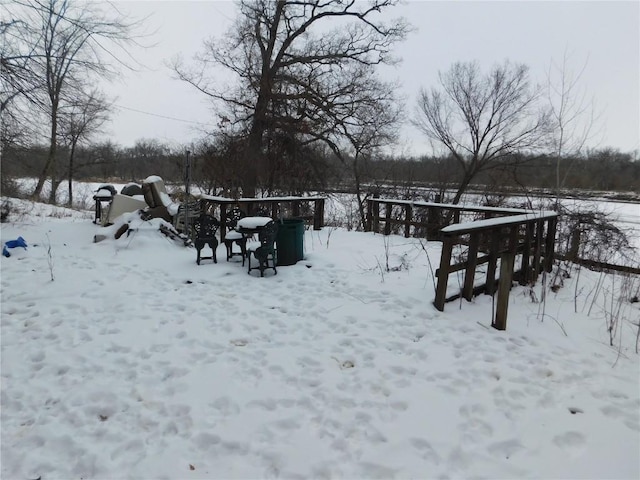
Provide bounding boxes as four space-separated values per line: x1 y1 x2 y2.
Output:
1 197 639 479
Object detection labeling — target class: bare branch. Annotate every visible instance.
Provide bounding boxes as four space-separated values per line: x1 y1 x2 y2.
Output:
171 0 409 196
413 60 550 203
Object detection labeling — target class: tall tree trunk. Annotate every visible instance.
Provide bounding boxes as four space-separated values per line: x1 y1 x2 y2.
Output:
33 110 58 199
243 128 261 198
352 157 367 230
67 141 77 206
244 88 271 198
451 174 473 205
49 178 61 204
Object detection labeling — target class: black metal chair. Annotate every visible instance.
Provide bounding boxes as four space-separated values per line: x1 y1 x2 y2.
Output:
193 214 219 265
223 207 248 265
247 220 278 277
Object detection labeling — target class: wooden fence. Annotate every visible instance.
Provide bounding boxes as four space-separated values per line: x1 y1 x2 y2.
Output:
365 198 558 330
365 198 531 239
198 195 325 241
555 254 640 276
435 212 558 329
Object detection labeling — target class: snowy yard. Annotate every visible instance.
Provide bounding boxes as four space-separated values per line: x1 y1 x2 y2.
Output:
1 197 639 479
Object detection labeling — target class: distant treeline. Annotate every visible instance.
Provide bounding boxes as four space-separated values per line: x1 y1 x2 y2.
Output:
2 140 638 196
368 149 640 194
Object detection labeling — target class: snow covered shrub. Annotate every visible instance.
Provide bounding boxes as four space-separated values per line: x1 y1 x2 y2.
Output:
1 199 11 223
325 194 360 230
557 203 635 265
1 175 21 198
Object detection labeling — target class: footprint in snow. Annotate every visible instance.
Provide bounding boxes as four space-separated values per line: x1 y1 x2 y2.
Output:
552 431 586 453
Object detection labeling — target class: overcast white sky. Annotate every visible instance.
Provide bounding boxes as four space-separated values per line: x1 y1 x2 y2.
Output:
102 0 640 155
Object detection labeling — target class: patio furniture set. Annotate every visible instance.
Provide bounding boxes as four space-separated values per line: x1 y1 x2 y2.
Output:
193 208 279 277
92 177 307 276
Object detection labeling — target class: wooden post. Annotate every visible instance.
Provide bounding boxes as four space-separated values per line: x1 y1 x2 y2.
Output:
508 225 518 254
532 220 544 281
519 222 533 285
314 199 324 230
434 236 454 311
544 217 557 272
365 199 373 232
271 201 278 220
384 202 392 236
292 200 300 218
372 200 380 233
462 233 479 301
568 229 580 260
493 252 515 331
427 207 437 240
405 204 412 238
485 230 500 295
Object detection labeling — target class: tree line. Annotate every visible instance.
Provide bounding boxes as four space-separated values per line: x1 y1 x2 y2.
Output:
2 0 636 212
1 0 141 203
2 139 637 198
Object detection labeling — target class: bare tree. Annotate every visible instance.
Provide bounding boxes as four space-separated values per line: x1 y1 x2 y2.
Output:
1 15 46 153
330 71 402 228
414 61 550 204
57 89 111 205
173 0 408 197
546 50 602 207
190 136 245 197
3 0 142 200
1 16 42 113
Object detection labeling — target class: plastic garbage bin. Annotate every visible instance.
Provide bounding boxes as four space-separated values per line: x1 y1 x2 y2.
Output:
277 218 305 266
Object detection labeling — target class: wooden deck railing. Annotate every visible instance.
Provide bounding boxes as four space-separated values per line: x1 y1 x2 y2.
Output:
197 194 325 241
435 212 558 329
365 198 558 330
365 198 531 239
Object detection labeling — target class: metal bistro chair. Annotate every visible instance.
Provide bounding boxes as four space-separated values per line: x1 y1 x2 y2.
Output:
193 214 220 265
247 220 278 277
223 207 248 265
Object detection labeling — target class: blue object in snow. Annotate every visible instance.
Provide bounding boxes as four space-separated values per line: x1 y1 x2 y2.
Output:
5 236 27 249
3 236 28 257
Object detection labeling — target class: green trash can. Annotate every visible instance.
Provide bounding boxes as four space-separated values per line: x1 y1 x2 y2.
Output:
276 218 305 266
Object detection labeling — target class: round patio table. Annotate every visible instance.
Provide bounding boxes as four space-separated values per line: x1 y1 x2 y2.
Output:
236 216 273 235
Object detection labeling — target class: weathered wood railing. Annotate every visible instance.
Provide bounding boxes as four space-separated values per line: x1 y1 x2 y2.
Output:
434 212 558 329
555 255 640 275
365 198 558 330
365 198 531 239
198 194 325 241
